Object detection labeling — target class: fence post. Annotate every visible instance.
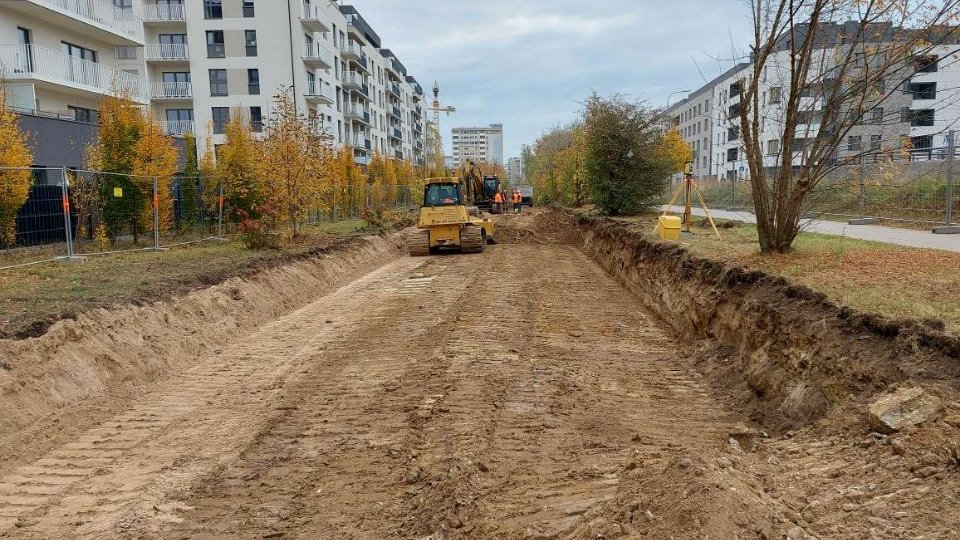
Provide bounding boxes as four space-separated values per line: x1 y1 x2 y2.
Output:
217 183 225 239
934 131 958 234
731 174 737 210
152 177 161 250
946 131 956 226
60 167 76 260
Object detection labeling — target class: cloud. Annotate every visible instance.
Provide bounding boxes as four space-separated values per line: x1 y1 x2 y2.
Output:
350 0 753 159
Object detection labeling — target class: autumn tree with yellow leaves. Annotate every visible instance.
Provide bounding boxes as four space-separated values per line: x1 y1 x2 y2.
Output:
259 88 329 238
0 88 33 248
216 110 261 224
132 114 179 230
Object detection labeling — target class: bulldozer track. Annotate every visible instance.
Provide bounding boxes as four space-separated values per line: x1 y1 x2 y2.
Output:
407 230 431 257
460 226 484 254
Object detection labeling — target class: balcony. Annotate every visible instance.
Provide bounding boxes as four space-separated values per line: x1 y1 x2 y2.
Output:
150 81 192 99
304 80 334 105
412 105 422 118
342 72 364 90
351 135 371 151
142 3 186 24
145 43 189 62
3 0 144 46
344 105 370 125
388 84 401 99
0 44 148 103
303 42 333 69
341 42 362 59
394 149 403 160
300 3 331 33
388 106 402 120
389 128 402 141
160 120 194 136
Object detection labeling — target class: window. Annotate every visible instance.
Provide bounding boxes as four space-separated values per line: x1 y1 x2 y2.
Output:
243 0 255 17
204 0 222 19
212 107 230 134
16 27 31 71
245 30 257 57
911 135 933 150
68 106 97 123
161 71 190 97
113 0 132 7
727 126 739 142
62 41 97 63
914 55 938 73
250 106 263 132
206 31 224 58
909 82 937 100
726 148 738 162
870 135 881 151
117 46 137 59
769 87 782 104
910 109 935 127
870 107 884 123
165 108 193 135
209 69 228 96
767 139 780 155
729 81 742 98
847 135 862 152
728 103 740 119
247 69 260 95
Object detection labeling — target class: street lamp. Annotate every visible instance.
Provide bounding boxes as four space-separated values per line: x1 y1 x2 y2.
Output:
667 90 692 108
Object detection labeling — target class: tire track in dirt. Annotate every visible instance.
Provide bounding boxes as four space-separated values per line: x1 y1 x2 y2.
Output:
150 243 743 539
0 256 437 538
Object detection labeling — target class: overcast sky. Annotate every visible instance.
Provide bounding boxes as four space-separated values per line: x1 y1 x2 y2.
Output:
350 0 753 160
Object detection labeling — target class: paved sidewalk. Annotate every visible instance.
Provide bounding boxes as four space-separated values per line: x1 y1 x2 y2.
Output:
663 205 960 253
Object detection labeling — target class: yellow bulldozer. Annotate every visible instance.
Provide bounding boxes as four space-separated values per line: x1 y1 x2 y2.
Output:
407 169 496 256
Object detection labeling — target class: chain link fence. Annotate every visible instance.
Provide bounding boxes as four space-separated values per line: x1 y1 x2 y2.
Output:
1 169 420 271
670 140 958 227
0 167 225 271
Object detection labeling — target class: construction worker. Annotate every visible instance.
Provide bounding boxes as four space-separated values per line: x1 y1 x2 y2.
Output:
493 190 505 214
512 189 522 214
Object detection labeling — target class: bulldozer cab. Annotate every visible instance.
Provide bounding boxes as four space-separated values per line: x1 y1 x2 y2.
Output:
424 182 463 207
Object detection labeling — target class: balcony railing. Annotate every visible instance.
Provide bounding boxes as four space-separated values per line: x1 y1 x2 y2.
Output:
0 44 147 102
150 81 192 99
344 105 370 124
303 42 332 68
341 42 362 58
160 120 193 136
388 84 401 98
145 43 189 61
27 0 144 42
305 80 334 102
390 106 402 119
351 135 371 150
391 128 402 140
300 3 330 31
343 72 364 87
142 3 186 22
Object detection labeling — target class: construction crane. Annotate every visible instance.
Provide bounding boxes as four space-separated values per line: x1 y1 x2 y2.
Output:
424 81 455 169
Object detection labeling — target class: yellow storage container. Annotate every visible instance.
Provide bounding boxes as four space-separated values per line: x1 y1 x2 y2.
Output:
656 215 682 241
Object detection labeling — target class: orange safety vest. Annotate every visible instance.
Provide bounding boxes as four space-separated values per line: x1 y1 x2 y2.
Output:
512 192 521 203
495 193 504 203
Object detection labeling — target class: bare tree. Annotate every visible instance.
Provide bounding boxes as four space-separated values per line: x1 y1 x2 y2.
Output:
739 0 960 252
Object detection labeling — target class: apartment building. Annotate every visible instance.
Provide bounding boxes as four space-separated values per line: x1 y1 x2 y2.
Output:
0 0 426 170
451 123 503 167
667 23 960 182
0 0 147 175
506 156 522 182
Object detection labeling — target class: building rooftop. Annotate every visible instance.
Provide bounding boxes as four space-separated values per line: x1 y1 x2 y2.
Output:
339 5 382 48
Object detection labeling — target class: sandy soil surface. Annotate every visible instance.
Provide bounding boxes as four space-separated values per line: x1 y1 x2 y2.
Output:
1 211 957 539
0 216 746 539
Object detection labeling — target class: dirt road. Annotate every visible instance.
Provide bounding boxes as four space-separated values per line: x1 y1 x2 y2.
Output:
0 232 746 538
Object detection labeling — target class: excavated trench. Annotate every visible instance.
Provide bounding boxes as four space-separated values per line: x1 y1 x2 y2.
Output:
0 211 958 538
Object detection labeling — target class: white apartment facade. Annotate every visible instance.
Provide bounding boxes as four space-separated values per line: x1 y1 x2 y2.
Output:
452 123 503 167
0 0 427 169
667 24 960 182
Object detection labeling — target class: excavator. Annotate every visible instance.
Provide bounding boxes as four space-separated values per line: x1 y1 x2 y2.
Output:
407 161 497 256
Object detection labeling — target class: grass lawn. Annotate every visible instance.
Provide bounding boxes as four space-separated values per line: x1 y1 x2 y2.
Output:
0 219 372 338
619 214 960 333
